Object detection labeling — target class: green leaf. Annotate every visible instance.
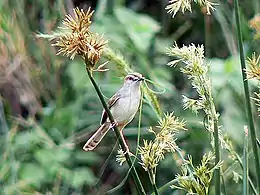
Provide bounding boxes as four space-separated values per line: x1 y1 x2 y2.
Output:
91 17 127 49
71 168 97 187
19 163 46 186
74 151 101 164
14 131 41 149
115 7 160 52
35 148 71 166
67 60 89 91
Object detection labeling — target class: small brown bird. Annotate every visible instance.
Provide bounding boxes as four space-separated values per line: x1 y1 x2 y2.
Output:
83 72 144 153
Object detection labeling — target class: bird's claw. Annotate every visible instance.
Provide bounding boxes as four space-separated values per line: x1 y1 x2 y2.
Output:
123 148 134 157
110 121 119 129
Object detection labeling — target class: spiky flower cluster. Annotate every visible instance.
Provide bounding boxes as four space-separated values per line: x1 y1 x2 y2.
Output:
116 149 127 166
171 152 222 194
245 53 260 115
165 0 217 18
167 43 227 152
167 44 211 115
252 92 260 115
43 7 107 68
245 53 260 80
139 112 186 171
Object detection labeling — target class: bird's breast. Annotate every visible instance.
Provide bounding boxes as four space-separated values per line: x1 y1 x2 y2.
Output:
110 91 140 124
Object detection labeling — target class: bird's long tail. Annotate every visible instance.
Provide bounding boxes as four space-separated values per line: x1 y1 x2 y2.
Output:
83 122 111 151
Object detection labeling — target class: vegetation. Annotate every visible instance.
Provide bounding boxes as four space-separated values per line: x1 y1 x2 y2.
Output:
1 0 260 194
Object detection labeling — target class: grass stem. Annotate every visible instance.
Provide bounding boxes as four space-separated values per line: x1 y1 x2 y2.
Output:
213 117 221 194
243 127 249 195
234 0 260 192
148 169 159 195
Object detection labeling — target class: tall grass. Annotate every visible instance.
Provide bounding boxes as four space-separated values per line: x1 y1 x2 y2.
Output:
234 0 260 192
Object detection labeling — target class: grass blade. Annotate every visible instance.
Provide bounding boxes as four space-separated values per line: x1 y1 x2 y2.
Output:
234 0 260 192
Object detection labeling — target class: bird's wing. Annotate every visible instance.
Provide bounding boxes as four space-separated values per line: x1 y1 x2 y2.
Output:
100 93 120 124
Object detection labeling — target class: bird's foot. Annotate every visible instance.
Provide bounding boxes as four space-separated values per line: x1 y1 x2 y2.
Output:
122 146 134 157
110 121 119 129
124 150 134 157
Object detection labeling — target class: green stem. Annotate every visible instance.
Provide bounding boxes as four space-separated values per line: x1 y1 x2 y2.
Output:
106 0 114 15
85 64 146 195
156 178 181 194
234 0 260 192
234 153 258 195
199 74 221 195
148 169 159 195
213 117 221 194
243 129 249 195
221 173 227 195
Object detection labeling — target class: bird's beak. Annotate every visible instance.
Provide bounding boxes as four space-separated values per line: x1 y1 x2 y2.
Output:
138 77 144 81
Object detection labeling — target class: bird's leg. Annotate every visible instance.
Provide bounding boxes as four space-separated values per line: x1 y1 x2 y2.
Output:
120 130 134 156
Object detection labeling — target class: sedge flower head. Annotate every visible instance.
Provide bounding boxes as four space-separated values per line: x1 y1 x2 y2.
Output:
165 0 217 18
139 112 186 171
116 149 126 166
50 7 107 67
245 53 260 80
172 152 222 194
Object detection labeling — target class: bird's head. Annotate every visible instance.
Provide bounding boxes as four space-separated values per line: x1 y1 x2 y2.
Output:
124 72 144 87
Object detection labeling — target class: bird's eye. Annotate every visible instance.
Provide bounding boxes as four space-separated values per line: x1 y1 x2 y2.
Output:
128 76 133 80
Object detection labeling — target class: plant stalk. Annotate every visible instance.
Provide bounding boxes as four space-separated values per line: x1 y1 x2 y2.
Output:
148 169 159 195
213 116 221 195
201 76 221 195
234 153 258 195
221 174 227 195
156 177 182 194
106 0 114 15
85 63 146 195
243 127 249 195
234 0 260 191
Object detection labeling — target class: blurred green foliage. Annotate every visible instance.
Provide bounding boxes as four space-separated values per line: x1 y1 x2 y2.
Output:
0 0 260 194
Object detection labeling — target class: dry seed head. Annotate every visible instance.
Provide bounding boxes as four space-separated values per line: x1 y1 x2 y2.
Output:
62 7 94 33
52 7 107 66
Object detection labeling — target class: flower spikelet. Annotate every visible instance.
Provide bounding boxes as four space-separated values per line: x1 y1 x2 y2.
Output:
245 53 260 116
139 112 186 171
167 43 211 115
116 149 126 166
245 53 260 80
50 7 107 67
62 7 93 33
171 152 222 194
251 92 260 115
165 0 217 18
167 43 227 154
